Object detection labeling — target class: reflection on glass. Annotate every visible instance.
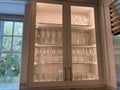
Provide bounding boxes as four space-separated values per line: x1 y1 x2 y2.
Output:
33 2 63 82
0 54 21 88
2 37 12 51
14 22 23 36
0 36 2 50
13 37 22 51
3 21 13 35
71 6 99 81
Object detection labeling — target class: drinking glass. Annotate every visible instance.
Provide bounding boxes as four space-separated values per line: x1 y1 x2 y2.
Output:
45 28 51 44
58 69 63 81
84 32 89 45
41 29 45 44
51 29 56 44
78 31 85 45
58 29 62 44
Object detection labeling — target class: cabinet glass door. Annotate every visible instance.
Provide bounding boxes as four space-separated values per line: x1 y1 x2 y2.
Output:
33 2 64 82
71 6 99 81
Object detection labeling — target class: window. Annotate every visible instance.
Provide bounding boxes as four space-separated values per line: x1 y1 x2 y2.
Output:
0 20 23 90
113 35 120 88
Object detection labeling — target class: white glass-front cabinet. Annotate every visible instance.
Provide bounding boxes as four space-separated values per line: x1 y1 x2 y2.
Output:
27 0 103 89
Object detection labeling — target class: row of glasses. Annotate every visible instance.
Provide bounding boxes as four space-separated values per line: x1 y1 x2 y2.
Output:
34 71 98 82
73 72 98 80
34 47 97 65
36 27 62 45
34 74 59 82
72 16 89 25
34 47 63 65
34 69 63 82
72 31 89 45
72 47 97 63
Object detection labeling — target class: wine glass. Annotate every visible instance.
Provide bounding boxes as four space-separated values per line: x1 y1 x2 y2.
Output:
45 28 51 44
51 29 56 44
72 48 77 63
81 31 85 45
58 69 63 81
82 16 89 25
41 29 45 44
39 48 46 77
58 47 63 62
46 48 50 63
58 29 62 44
50 48 56 63
72 16 78 25
84 32 89 45
79 31 85 45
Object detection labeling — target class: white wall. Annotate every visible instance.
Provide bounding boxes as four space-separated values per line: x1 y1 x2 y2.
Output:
0 1 25 15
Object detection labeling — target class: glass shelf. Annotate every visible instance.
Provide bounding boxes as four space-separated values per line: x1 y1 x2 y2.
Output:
36 23 62 28
34 61 97 65
72 62 97 64
35 43 62 47
72 44 96 48
35 43 96 48
34 62 63 65
36 23 94 31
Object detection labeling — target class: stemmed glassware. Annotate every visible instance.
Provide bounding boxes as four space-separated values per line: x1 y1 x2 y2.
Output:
85 48 90 61
80 31 85 45
58 69 63 81
74 31 89 45
34 20 98 82
57 29 62 44
72 15 89 25
38 48 47 80
72 48 77 63
34 48 39 65
72 47 97 64
51 29 56 44
84 32 89 45
45 28 51 44
41 29 45 44
36 27 64 45
73 72 98 80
